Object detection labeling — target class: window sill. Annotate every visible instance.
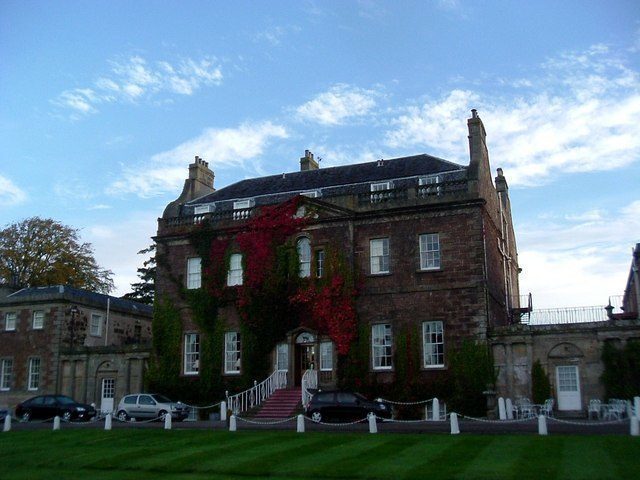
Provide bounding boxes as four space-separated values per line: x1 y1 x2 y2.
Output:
422 365 446 370
372 367 393 372
416 268 441 274
224 371 241 376
183 372 199 376
367 272 392 277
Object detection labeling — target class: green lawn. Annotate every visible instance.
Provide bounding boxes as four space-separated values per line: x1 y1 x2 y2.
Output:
0 430 638 480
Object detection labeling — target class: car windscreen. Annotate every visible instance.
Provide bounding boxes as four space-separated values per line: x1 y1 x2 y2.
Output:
151 394 172 403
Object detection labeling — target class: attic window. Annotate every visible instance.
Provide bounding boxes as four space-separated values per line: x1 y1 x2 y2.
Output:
233 199 254 221
194 205 213 215
418 175 441 196
370 182 393 203
300 190 320 198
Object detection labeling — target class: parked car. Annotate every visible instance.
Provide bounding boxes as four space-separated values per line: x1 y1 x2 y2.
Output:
15 395 97 422
116 393 190 421
304 390 392 423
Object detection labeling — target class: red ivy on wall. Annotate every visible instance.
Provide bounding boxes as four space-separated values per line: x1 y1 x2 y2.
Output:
292 275 358 355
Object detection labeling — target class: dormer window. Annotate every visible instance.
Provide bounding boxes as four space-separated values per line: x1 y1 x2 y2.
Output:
233 199 253 220
301 190 320 198
194 205 213 215
370 182 392 203
419 175 441 196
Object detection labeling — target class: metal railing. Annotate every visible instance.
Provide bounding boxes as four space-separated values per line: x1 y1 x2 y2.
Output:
301 369 317 407
226 369 288 415
527 305 610 325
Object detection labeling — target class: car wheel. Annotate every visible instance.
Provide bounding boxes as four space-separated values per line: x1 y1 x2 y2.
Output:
116 410 129 421
310 411 322 423
62 411 72 422
158 410 168 421
21 411 31 422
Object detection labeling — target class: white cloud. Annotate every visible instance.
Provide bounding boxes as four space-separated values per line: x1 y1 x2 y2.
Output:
384 44 640 186
0 174 27 206
53 55 223 115
518 200 640 308
296 84 379 125
107 121 288 197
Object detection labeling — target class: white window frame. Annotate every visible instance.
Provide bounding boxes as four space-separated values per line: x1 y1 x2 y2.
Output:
233 199 252 210
187 257 202 289
0 358 12 391
370 182 391 192
423 321 445 368
370 238 390 274
28 357 41 391
419 175 442 195
184 333 200 375
320 342 333 371
90 313 103 337
419 233 441 271
194 205 212 215
224 332 241 374
316 249 325 278
297 237 311 278
32 310 44 330
372 324 393 370
227 253 243 286
5 312 16 331
276 343 288 371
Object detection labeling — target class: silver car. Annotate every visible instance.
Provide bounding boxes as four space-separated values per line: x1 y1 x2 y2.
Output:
116 393 189 421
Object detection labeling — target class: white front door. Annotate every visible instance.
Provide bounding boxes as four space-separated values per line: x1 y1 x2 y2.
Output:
101 378 115 413
556 365 581 411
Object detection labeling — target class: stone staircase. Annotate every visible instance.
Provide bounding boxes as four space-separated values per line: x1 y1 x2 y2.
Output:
254 387 302 419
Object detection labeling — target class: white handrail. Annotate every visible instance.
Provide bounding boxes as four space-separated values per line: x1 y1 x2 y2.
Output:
301 368 317 406
226 369 288 415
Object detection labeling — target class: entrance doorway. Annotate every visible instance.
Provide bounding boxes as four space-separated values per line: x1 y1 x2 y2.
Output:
295 344 315 386
100 377 115 413
556 365 581 411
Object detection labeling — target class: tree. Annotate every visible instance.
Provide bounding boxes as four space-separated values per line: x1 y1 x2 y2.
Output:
122 244 156 305
531 360 551 404
0 217 114 293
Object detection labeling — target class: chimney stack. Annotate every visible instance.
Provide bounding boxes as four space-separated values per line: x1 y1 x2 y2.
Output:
300 150 319 171
162 155 216 218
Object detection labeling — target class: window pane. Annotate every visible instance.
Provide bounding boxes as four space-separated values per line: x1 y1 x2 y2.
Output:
227 254 243 286
420 234 441 270
320 342 333 371
187 257 202 289
372 324 392 369
315 249 325 278
28 358 41 390
5 312 16 331
225 332 241 373
90 314 103 336
276 343 288 371
0 359 13 390
184 333 200 374
370 238 390 274
32 311 44 329
297 238 311 278
423 321 444 367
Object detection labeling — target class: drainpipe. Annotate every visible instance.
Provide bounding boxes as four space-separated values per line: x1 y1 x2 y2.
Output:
104 297 110 347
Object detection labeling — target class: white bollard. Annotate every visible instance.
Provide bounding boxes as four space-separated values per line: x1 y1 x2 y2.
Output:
538 414 548 436
164 413 172 430
498 397 506 420
53 416 61 431
368 413 377 433
634 397 640 418
631 416 639 437
3 415 11 432
505 398 514 420
104 413 112 431
296 414 305 433
450 412 460 435
432 398 440 421
220 401 227 422
229 414 237 432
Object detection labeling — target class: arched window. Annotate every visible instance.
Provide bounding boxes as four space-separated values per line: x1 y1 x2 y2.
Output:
297 237 311 278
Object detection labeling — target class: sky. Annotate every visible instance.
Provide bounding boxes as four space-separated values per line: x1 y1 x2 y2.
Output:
1 0 639 309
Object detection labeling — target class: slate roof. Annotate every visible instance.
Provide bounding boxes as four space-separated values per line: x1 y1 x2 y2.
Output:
188 154 466 208
1 285 153 316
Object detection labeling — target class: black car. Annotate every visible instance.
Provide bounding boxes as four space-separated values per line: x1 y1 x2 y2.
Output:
15 395 97 422
304 390 392 423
